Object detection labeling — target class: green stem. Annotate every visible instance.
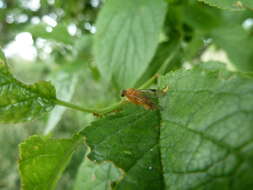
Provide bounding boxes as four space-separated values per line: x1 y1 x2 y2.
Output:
55 98 127 115
157 45 179 75
97 99 127 114
55 99 98 114
138 46 179 90
137 74 159 89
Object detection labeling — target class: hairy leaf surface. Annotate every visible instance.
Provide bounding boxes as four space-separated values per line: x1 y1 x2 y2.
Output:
159 64 253 189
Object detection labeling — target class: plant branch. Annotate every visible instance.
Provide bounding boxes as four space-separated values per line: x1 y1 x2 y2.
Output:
137 74 159 89
55 47 179 115
55 99 98 114
55 98 127 115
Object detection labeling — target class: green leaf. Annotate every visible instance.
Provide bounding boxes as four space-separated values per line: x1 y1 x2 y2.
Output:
81 105 163 190
0 60 56 123
182 3 221 32
211 24 253 72
74 153 123 190
19 135 82 190
82 62 253 189
94 0 167 88
159 64 253 189
199 0 253 10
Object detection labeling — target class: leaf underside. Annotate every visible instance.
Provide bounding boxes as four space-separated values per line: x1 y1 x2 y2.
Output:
0 62 56 123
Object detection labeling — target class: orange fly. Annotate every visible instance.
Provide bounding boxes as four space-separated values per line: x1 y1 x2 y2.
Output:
121 87 168 110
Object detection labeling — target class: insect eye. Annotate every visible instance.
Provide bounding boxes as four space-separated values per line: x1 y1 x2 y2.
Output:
121 90 126 97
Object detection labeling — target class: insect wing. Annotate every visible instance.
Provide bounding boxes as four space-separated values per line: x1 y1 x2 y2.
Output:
139 89 166 98
138 90 161 110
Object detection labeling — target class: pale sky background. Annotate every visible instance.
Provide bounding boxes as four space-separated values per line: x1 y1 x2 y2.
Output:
1 0 97 62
